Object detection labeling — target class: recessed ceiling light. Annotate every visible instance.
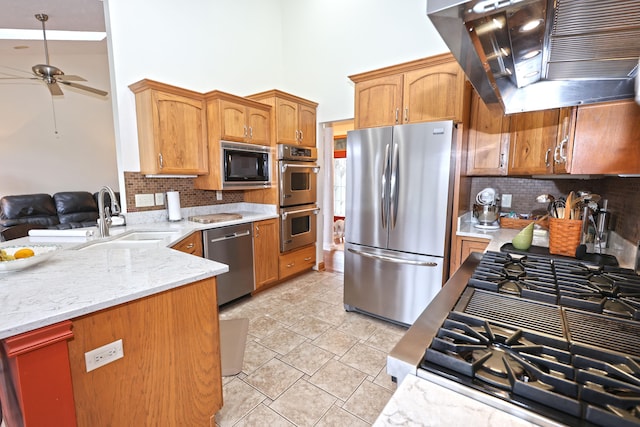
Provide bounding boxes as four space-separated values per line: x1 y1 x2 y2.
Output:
0 29 106 41
520 19 543 33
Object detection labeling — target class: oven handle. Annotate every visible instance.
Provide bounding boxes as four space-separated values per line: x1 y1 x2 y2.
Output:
280 164 320 173
281 207 320 219
347 248 438 267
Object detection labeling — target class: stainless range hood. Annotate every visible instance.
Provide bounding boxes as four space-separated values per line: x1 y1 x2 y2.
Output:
427 0 640 114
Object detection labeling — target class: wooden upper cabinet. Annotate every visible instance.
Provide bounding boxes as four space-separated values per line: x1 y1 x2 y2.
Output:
350 53 469 129
248 90 318 147
569 100 640 174
194 91 272 190
508 109 560 175
466 90 510 176
218 98 271 145
353 74 403 129
129 79 208 175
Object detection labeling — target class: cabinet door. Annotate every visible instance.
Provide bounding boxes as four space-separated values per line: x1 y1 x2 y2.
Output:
466 91 510 175
275 98 299 144
403 61 464 123
298 104 317 147
508 109 560 175
253 219 279 289
570 100 640 174
171 231 203 257
220 100 249 142
552 107 576 174
354 74 403 129
247 107 270 145
151 91 208 174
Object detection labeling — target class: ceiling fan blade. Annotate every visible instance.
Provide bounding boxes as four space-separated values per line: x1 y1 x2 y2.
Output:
57 75 87 82
47 82 64 96
59 81 108 97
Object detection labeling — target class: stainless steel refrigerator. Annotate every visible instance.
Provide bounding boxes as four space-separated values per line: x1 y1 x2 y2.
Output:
344 121 455 326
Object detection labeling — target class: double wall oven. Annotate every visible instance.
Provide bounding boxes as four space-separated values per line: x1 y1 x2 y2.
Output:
278 144 319 253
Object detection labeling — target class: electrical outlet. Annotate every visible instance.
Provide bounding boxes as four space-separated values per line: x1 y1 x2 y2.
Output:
155 192 164 205
502 194 512 209
134 193 155 207
84 339 124 372
216 190 223 201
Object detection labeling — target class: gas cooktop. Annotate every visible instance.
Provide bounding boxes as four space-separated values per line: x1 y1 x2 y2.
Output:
419 251 640 427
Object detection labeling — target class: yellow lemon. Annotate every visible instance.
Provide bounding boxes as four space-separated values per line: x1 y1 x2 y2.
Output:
14 248 35 259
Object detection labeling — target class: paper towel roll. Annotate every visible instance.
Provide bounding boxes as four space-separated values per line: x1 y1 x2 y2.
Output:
166 191 182 221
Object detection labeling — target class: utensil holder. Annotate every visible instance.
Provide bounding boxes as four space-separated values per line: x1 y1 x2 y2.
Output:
548 217 583 257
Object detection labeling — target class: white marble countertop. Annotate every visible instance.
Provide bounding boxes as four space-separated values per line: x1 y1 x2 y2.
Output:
374 373 562 427
0 203 278 340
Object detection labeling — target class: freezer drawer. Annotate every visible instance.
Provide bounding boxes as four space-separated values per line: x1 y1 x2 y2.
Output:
344 242 444 326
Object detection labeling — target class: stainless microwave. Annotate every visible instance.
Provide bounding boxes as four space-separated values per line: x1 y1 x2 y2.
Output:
220 141 272 189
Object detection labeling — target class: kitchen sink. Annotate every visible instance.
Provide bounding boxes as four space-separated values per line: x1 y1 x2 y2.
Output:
114 231 180 241
75 230 181 250
77 239 164 250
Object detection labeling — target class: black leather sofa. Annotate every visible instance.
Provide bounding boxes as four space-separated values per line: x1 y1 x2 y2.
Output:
0 191 120 241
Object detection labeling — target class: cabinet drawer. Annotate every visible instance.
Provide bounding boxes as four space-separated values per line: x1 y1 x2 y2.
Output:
279 245 315 279
171 231 203 257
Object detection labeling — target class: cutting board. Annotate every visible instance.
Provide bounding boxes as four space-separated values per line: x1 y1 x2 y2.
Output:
188 213 243 224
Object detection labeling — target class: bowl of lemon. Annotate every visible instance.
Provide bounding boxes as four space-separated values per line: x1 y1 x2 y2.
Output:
0 245 60 272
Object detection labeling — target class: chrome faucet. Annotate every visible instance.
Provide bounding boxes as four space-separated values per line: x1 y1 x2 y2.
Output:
97 186 120 237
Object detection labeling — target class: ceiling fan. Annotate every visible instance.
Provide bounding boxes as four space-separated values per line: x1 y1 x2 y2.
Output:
1 13 108 97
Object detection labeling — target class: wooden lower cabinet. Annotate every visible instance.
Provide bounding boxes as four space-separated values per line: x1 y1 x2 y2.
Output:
253 219 279 289
279 244 316 280
67 277 222 427
451 236 489 274
171 230 203 257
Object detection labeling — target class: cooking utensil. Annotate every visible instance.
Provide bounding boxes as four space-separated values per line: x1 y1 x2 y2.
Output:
565 191 574 219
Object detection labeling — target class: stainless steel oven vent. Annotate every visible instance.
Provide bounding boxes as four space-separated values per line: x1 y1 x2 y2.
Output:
428 0 640 114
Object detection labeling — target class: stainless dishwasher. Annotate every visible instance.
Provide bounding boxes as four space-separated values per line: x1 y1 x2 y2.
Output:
203 223 255 305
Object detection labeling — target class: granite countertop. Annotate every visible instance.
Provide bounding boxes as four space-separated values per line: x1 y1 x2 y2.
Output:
374 374 560 427
0 203 278 340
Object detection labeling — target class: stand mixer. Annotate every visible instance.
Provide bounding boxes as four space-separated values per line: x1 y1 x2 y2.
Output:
473 188 500 229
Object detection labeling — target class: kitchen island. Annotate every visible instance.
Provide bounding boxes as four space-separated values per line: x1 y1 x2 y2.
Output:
0 205 277 427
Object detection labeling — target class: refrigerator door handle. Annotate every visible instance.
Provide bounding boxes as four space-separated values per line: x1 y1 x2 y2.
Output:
381 143 390 229
347 248 438 267
389 143 400 229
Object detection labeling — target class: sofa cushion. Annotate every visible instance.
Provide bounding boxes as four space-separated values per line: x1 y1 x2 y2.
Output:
0 194 60 227
53 192 99 224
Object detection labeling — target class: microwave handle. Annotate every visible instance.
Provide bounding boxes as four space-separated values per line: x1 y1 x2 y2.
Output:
281 207 320 219
280 164 320 173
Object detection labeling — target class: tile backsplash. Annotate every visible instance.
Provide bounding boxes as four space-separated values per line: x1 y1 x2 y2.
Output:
123 172 243 212
470 176 640 244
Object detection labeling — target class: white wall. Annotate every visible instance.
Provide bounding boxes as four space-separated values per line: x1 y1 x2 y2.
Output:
0 45 118 196
105 0 285 172
279 0 449 123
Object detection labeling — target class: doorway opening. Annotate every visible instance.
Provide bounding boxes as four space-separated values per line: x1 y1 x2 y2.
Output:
320 119 353 273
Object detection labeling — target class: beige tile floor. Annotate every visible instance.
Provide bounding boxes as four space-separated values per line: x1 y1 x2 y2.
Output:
215 270 407 427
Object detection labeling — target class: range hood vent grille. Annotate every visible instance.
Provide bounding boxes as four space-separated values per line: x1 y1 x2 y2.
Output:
428 0 640 113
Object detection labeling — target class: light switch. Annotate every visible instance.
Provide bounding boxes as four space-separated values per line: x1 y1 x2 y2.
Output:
135 194 155 207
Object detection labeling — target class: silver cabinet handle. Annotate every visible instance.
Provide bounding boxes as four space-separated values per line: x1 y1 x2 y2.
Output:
404 107 409 122
299 130 304 141
295 130 299 141
249 126 253 139
545 148 552 167
243 125 248 137
158 153 164 169
499 153 505 169
348 248 438 266
185 243 194 249
395 108 399 124
559 138 567 162
304 257 312 262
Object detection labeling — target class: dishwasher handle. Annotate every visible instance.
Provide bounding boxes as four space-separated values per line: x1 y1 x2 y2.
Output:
208 229 251 243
